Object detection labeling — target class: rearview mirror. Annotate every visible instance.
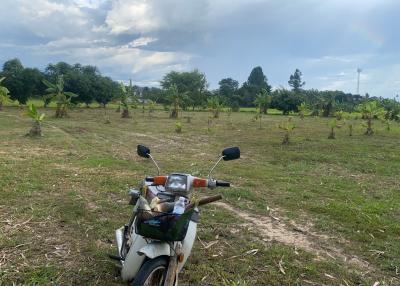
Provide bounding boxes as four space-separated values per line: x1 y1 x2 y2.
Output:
222 147 240 161
137 145 150 158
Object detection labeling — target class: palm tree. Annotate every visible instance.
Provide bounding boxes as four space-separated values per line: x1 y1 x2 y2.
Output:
208 96 223 118
43 75 78 118
0 77 10 111
357 101 385 135
254 89 270 114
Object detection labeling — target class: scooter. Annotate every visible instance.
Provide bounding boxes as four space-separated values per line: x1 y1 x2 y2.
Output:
110 145 240 286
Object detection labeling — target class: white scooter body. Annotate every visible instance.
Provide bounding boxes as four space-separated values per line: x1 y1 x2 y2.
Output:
116 220 197 282
115 183 198 282
112 145 240 285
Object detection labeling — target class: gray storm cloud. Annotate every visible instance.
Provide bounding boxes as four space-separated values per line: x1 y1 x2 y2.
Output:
0 0 399 96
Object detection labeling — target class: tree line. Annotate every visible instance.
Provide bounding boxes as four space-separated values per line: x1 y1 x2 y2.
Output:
0 58 399 120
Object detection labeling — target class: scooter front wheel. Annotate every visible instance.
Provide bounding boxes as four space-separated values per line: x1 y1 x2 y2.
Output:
131 256 169 286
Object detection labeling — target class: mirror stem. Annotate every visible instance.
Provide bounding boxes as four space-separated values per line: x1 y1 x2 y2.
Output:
208 156 224 179
148 154 160 175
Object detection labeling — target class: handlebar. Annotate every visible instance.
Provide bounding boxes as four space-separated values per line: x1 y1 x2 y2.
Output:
145 176 154 182
216 180 230 187
144 175 231 189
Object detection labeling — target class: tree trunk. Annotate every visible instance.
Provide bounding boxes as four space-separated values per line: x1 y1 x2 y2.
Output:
0 102 3 111
121 108 130 118
365 119 373 135
170 109 178 119
261 106 267 114
55 104 62 118
282 133 289 145
27 121 42 137
328 128 335 139
213 110 219 118
348 125 353 136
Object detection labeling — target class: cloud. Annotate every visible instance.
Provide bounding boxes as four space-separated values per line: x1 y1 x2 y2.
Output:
0 0 399 96
128 37 157 48
105 0 209 34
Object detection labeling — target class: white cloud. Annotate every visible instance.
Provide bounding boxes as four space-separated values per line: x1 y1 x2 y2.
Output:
73 0 107 9
18 0 85 21
128 37 157 48
106 1 158 34
105 0 208 34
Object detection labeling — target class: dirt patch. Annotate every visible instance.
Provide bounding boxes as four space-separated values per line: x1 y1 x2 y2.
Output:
215 201 371 271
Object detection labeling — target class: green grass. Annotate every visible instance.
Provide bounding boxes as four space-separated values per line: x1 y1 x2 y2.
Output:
0 106 399 285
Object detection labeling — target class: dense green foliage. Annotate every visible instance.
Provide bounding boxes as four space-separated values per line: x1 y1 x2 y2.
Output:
0 77 10 110
160 69 207 110
1 58 399 122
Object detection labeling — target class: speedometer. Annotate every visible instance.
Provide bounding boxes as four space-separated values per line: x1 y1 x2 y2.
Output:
165 174 187 194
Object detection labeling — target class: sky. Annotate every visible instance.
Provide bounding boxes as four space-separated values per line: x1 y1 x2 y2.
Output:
1 0 399 97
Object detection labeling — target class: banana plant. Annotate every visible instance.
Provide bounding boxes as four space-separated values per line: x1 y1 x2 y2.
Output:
335 110 344 120
253 112 262 129
147 100 156 117
207 96 223 118
298 102 308 119
120 83 131 118
175 121 182 133
0 77 10 111
279 117 296 145
127 79 139 109
344 113 356 137
43 75 78 118
328 118 341 139
357 101 385 135
26 104 45 137
167 84 187 119
254 89 270 114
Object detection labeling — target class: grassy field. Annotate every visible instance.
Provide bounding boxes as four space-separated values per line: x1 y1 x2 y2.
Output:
0 106 399 285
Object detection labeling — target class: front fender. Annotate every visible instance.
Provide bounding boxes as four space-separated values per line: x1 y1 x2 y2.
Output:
138 242 171 259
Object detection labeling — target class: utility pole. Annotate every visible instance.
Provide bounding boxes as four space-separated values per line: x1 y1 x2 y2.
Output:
356 68 362 94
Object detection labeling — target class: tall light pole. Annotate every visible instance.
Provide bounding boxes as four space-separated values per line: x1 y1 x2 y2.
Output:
357 68 362 94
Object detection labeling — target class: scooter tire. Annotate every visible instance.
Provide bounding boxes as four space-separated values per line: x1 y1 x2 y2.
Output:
131 256 169 286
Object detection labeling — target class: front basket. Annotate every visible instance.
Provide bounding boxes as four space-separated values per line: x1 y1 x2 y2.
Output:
135 209 194 242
